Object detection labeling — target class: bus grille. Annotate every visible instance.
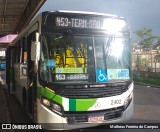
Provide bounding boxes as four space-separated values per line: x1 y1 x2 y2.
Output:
57 82 129 98
65 106 124 124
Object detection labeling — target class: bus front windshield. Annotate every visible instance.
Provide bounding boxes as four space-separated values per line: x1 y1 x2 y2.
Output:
40 33 131 83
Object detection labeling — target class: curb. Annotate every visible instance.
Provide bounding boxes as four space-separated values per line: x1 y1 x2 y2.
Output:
134 82 160 88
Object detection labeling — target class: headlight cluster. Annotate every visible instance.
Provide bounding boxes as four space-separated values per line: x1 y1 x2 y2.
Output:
41 97 63 116
124 92 133 109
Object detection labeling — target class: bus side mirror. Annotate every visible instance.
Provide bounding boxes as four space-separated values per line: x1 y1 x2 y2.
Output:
31 41 40 61
31 33 40 72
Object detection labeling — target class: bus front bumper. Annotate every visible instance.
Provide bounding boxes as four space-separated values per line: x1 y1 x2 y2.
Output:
37 95 134 130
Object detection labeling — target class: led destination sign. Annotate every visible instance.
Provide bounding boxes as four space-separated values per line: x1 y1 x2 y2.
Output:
55 16 127 31
56 17 103 29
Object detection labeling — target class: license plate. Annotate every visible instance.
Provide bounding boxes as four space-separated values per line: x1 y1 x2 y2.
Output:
88 115 104 122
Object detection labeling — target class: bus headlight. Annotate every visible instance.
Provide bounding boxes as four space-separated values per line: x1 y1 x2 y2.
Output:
51 102 63 115
41 97 63 116
41 97 51 107
124 92 133 109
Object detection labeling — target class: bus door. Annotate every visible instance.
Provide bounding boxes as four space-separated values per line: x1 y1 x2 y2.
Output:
6 46 16 94
19 39 28 108
13 39 28 106
27 31 38 121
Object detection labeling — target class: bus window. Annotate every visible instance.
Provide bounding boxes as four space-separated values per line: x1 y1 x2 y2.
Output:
40 34 95 82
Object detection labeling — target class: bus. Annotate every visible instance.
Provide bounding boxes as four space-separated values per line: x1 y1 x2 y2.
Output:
6 10 133 129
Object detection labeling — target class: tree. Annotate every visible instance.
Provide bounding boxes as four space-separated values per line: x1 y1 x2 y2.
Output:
131 40 137 51
154 38 160 52
135 27 156 51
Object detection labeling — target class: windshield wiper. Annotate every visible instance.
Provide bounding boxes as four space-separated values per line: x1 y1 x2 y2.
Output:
104 35 115 58
98 35 114 71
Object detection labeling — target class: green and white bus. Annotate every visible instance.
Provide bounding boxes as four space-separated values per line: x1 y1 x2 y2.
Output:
6 10 133 129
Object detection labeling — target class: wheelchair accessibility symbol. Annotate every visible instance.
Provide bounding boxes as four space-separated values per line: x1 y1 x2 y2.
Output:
96 69 108 82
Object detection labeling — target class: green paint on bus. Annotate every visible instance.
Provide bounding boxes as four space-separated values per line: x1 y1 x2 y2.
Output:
69 98 97 111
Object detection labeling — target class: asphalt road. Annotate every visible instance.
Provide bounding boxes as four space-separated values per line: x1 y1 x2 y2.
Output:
131 85 160 123
74 85 160 132
1 69 160 132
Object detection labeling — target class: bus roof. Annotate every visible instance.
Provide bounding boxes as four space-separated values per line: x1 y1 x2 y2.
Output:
8 10 128 47
46 10 124 19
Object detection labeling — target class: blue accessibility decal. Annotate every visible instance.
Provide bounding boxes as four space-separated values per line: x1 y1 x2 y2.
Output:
96 69 108 83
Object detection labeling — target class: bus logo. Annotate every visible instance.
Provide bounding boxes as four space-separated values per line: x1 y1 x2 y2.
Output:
94 102 101 109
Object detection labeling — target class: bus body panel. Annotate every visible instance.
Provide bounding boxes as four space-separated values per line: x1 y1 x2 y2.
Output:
6 10 133 130
37 83 133 112
36 83 133 129
37 94 133 130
